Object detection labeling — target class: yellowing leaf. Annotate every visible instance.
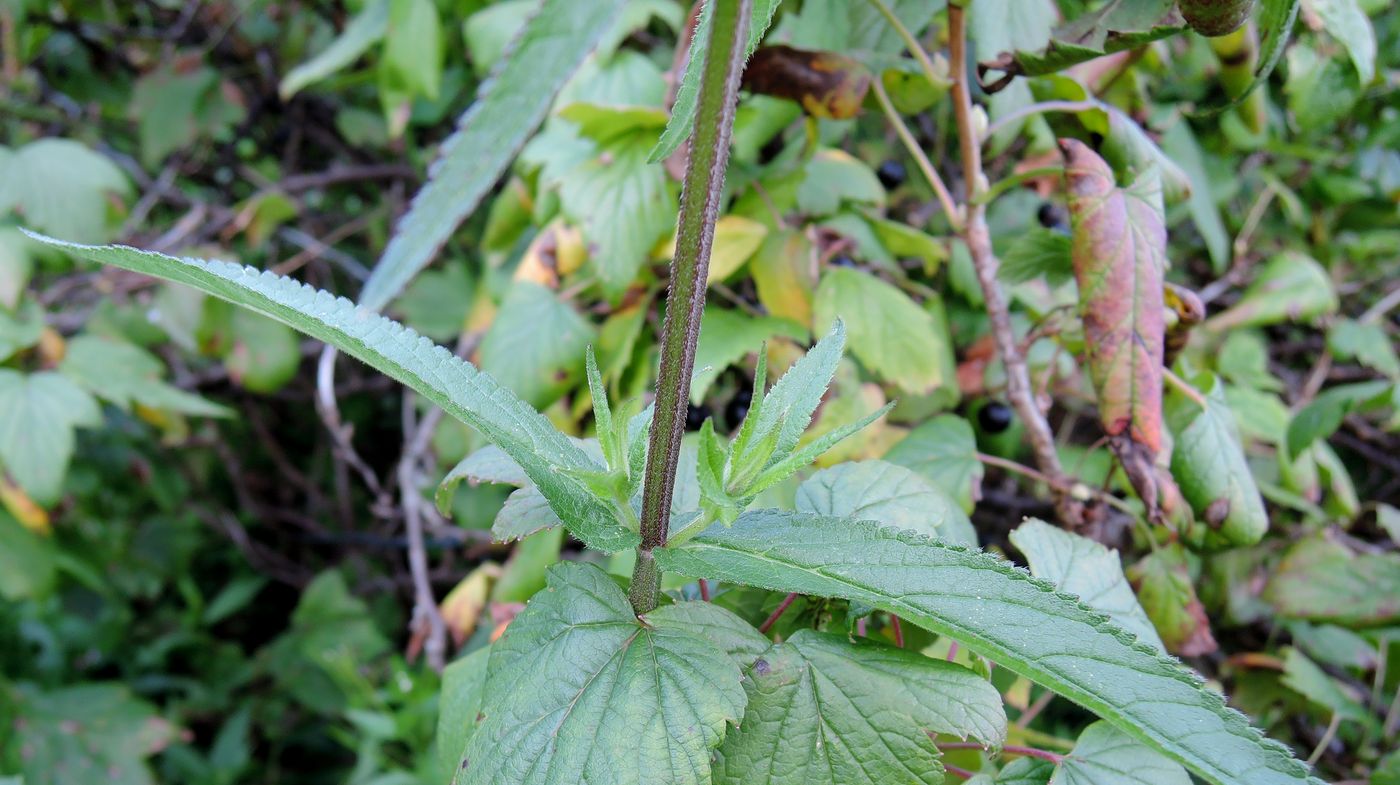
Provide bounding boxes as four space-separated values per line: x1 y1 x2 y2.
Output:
707 215 769 282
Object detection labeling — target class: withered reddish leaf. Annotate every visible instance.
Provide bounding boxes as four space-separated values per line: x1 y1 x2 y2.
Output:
1062 138 1167 457
741 45 871 120
1129 546 1218 657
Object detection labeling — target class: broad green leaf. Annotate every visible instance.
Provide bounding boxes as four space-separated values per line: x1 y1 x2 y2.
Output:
0 370 101 505
456 562 745 785
437 647 491 781
1165 373 1269 550
59 335 231 417
796 460 975 545
1311 0 1376 83
224 310 302 394
1206 251 1336 331
999 228 1072 286
645 600 773 666
4 683 177 785
379 0 443 102
280 0 390 98
1053 721 1190 785
0 510 55 600
1265 535 1400 627
655 509 1322 785
31 236 637 552
797 149 886 216
1287 622 1377 671
1327 319 1399 378
649 0 782 162
814 267 954 396
359 0 627 312
1009 519 1163 651
715 630 1006 785
0 227 35 309
884 414 984 513
1279 647 1379 731
0 139 130 243
1127 546 1219 657
130 62 247 167
1284 380 1392 460
997 757 1054 784
493 487 563 542
986 0 1184 78
969 0 1056 146
1063 140 1166 462
1160 118 1230 272
0 299 44 362
692 306 807 404
555 137 675 298
478 281 595 408
1284 43 1361 133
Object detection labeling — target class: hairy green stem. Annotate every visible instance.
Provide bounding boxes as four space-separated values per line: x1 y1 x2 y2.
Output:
629 0 752 614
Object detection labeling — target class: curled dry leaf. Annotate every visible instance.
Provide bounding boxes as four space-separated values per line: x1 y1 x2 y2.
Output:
1062 138 1167 516
741 45 871 120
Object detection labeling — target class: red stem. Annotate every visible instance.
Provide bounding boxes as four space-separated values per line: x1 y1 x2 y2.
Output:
891 615 905 648
758 592 798 634
697 578 711 601
937 742 1066 764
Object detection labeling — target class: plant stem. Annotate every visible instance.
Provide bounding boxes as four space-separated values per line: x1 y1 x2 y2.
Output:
947 4 1080 528
871 78 961 230
936 741 1066 764
758 592 799 634
629 0 752 615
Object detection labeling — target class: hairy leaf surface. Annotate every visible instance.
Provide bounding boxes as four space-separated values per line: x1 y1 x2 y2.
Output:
358 0 627 311
655 510 1321 785
31 236 636 552
457 562 745 785
715 630 1005 785
1009 519 1162 651
796 460 975 545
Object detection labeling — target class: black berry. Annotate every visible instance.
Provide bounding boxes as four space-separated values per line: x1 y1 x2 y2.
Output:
725 386 753 428
830 254 857 268
758 134 785 165
876 159 906 189
686 403 711 432
1037 202 1068 232
978 401 1014 434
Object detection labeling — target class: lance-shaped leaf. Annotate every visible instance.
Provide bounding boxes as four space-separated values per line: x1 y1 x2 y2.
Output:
655 510 1322 785
358 0 627 311
714 630 1006 785
29 235 638 553
456 562 745 785
1063 138 1166 512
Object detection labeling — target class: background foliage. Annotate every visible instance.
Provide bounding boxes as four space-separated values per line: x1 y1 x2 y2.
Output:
1 0 1398 783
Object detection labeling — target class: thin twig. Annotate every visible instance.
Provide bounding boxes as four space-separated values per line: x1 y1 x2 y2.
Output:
948 4 1078 527
890 615 905 648
399 394 448 673
1306 713 1341 766
1163 367 1209 409
871 78 961 230
936 742 1065 764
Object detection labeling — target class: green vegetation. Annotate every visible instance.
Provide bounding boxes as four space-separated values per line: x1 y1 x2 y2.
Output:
2 1 1398 784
